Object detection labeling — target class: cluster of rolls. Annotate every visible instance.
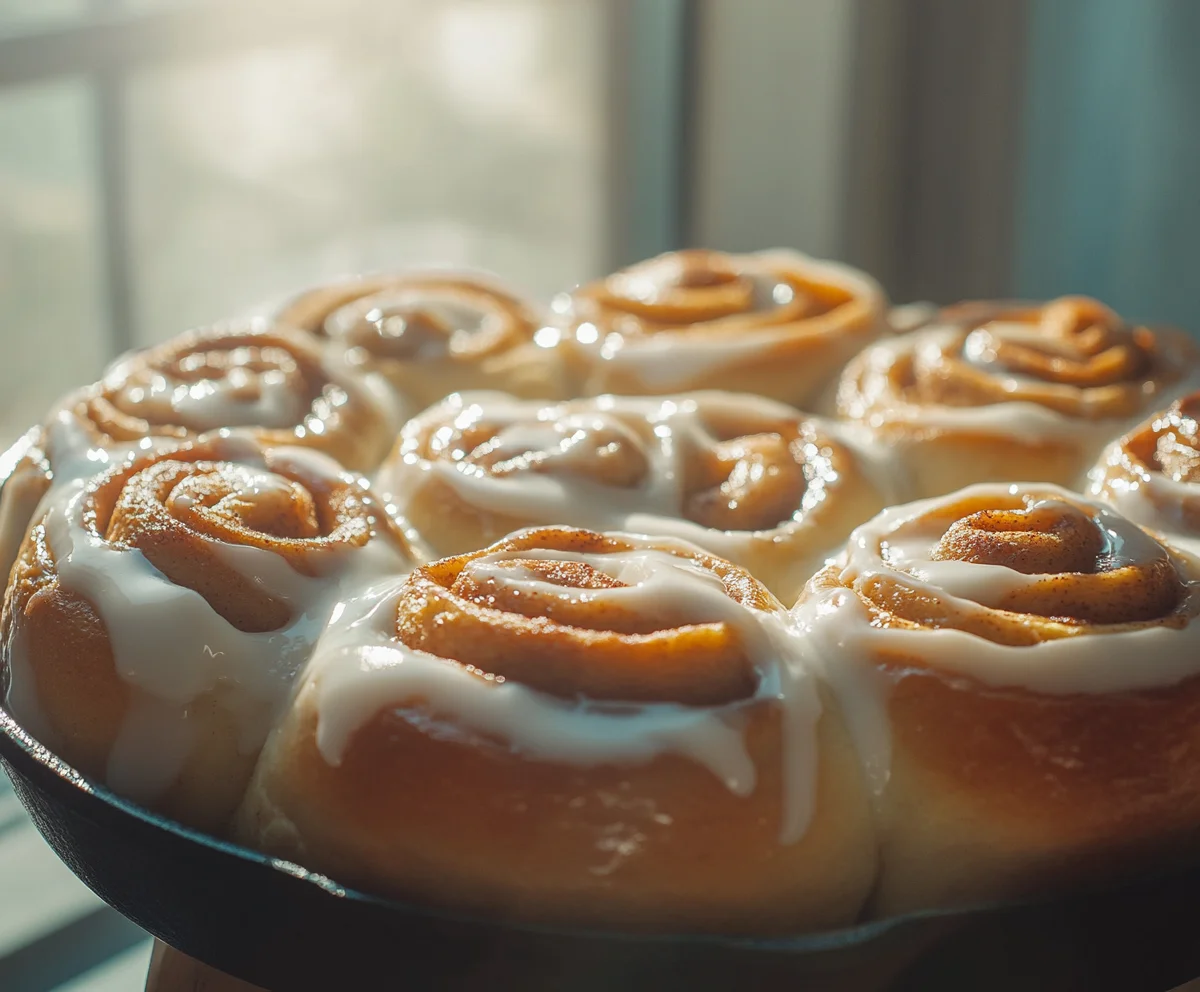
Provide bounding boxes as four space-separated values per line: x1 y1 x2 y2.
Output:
5 249 1200 936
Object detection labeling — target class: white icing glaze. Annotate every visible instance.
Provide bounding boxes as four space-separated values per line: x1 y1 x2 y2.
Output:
306 533 823 844
801 484 1200 695
1088 436 1200 559
793 482 1200 797
34 328 402 488
573 250 886 391
0 428 50 586
105 350 309 432
324 288 499 361
0 616 53 751
45 406 141 484
2 441 411 803
379 390 901 590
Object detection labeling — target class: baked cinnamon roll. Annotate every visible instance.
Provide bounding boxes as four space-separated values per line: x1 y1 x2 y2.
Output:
837 297 1200 497
1090 392 1200 554
275 271 564 410
795 484 1200 915
378 390 894 603
0 322 397 585
237 527 877 933
0 437 413 832
556 249 886 408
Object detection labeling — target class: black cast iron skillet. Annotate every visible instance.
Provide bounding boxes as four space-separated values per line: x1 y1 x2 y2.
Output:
1 441 1199 991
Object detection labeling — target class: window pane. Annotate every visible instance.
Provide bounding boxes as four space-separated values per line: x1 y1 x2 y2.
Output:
122 0 607 344
0 0 87 32
0 79 106 446
1016 0 1200 329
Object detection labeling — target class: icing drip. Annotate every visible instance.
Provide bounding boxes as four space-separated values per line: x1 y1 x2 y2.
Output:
308 533 823 844
4 441 411 803
794 484 1200 800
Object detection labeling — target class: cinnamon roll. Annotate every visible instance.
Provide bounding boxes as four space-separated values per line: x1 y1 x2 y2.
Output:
0 437 413 832
794 484 1200 915
556 249 886 408
0 322 398 585
274 271 564 409
1090 392 1200 554
378 390 894 603
837 297 1200 497
237 527 877 933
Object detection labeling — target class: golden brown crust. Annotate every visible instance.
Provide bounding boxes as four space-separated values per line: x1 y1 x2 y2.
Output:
242 690 877 933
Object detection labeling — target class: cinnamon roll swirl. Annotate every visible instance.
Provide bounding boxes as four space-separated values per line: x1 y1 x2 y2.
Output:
378 390 894 603
837 297 1200 497
1090 392 1200 554
0 322 397 584
74 321 396 470
556 249 886 408
1 437 413 832
795 484 1200 915
275 271 564 409
237 527 876 933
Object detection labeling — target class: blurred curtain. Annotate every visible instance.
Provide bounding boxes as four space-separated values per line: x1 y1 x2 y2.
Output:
1015 0 1200 330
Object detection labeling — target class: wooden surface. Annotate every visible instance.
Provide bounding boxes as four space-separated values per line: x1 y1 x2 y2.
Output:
145 940 267 992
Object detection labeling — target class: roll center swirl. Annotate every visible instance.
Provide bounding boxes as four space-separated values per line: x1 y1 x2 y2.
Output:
321 282 527 361
962 297 1153 387
684 432 807 531
424 414 651 489
880 495 1185 627
335 301 456 360
931 504 1103 575
392 530 766 706
163 465 322 541
82 442 392 633
606 251 755 323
